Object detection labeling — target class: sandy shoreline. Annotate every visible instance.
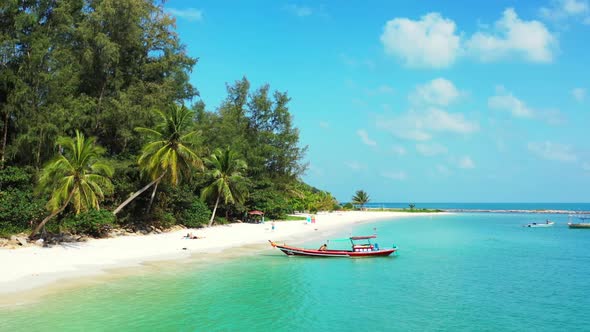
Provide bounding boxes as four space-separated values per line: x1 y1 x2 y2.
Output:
0 211 446 302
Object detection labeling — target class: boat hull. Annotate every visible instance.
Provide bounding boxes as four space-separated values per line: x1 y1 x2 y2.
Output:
568 223 590 229
271 243 396 257
526 222 554 228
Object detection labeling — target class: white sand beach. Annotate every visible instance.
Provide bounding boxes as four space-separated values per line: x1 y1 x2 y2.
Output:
0 211 445 298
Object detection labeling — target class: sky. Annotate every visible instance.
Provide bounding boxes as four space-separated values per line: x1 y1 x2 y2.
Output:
164 0 590 203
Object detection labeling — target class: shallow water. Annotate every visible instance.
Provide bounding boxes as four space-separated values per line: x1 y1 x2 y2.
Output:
2 213 589 331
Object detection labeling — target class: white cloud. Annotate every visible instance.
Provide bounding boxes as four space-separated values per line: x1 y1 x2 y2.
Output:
345 161 367 170
458 156 475 169
390 145 406 156
381 171 407 181
319 121 330 128
572 88 586 102
377 108 479 141
488 87 534 118
528 141 577 162
423 108 480 133
380 13 461 68
416 143 448 156
410 78 462 106
167 8 203 22
284 4 313 17
357 129 377 146
540 0 589 22
467 8 556 63
436 164 452 176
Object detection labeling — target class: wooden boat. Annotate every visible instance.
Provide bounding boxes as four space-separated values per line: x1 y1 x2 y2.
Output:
568 216 590 229
268 235 397 257
525 220 554 228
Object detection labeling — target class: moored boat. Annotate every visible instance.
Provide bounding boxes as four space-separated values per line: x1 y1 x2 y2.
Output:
525 220 554 228
269 235 397 257
568 215 590 229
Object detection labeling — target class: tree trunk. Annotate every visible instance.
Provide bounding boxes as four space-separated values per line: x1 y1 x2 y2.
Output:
0 111 8 168
146 180 160 213
35 127 43 168
208 194 221 227
95 82 107 130
29 191 75 239
113 172 166 215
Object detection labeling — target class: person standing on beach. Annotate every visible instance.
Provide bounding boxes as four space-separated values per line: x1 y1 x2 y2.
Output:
271 222 275 231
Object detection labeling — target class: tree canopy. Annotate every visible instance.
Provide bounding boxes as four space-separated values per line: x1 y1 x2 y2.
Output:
0 0 338 238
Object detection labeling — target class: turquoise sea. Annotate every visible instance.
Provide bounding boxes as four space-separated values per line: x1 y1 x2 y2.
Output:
2 212 590 331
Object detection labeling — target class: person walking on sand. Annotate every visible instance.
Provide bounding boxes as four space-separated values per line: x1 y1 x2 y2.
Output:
271 222 275 231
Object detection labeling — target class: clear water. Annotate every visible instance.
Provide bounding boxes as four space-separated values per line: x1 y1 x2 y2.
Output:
2 213 590 331
364 202 590 212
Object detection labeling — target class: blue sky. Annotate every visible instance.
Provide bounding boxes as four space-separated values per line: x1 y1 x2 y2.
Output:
165 0 590 202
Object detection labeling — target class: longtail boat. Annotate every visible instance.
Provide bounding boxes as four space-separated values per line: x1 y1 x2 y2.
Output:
268 235 397 257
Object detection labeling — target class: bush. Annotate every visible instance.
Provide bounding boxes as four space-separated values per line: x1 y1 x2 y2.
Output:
151 209 177 229
342 202 354 210
0 166 47 237
0 166 33 189
62 210 115 238
178 200 211 228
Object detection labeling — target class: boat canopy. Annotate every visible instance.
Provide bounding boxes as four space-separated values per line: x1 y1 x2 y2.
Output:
350 235 377 240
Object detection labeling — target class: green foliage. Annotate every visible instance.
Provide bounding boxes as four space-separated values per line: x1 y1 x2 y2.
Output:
201 146 248 226
342 203 354 210
283 215 307 221
409 203 416 210
0 167 45 237
0 188 46 238
247 187 290 219
0 1 330 236
62 209 115 238
288 181 338 213
150 209 177 229
38 131 114 213
179 200 211 228
137 105 203 185
0 166 32 189
351 190 370 209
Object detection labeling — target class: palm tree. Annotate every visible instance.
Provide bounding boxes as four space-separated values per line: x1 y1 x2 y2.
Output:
30 130 114 238
351 190 370 210
201 147 248 227
113 104 203 215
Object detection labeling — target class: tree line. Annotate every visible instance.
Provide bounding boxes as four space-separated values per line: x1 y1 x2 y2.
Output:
0 0 338 238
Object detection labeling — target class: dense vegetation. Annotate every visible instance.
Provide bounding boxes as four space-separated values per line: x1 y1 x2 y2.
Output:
0 0 337 238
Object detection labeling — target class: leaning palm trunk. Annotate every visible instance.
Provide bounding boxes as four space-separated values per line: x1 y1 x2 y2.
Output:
29 190 75 239
208 194 221 227
146 180 160 213
113 172 166 215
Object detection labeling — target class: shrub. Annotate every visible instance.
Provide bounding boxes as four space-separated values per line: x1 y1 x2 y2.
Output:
178 200 211 228
342 202 354 210
62 210 115 238
150 208 177 229
0 166 47 237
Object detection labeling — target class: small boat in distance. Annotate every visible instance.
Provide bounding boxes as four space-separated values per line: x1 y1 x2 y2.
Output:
568 215 590 229
525 220 554 228
269 235 397 257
